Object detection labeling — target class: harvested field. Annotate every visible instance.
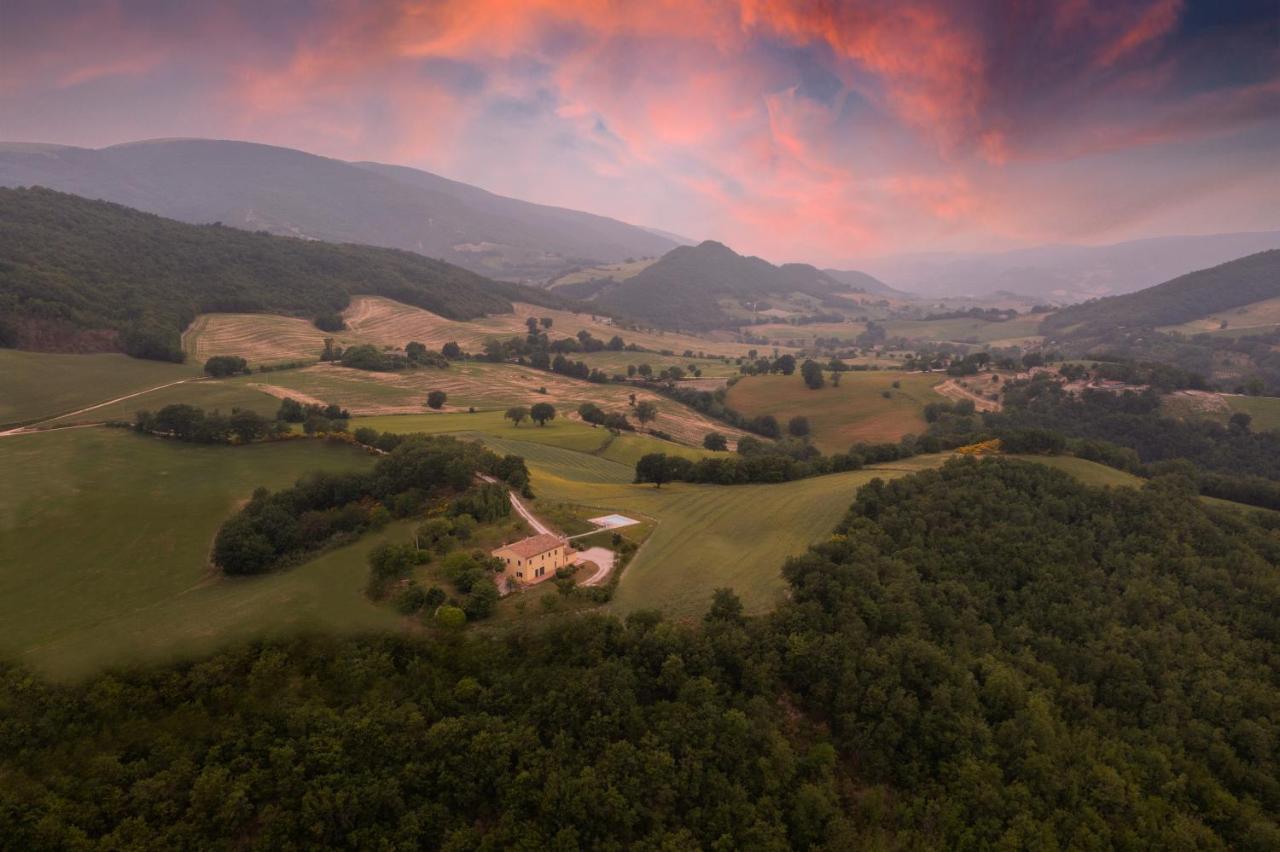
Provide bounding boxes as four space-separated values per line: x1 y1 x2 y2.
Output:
341 296 767 357
726 370 944 452
238 361 747 447
936 376 1003 411
183 313 340 366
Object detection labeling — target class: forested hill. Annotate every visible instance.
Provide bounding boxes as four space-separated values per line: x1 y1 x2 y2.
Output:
595 240 857 330
0 187 565 360
0 139 679 281
1041 249 1280 337
3 459 1277 847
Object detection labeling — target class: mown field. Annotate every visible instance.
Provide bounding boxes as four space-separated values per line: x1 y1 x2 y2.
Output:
725 370 945 452
548 258 656 287
233 361 746 447
882 313 1046 345
0 428 384 679
1228 395 1280 431
0 350 200 427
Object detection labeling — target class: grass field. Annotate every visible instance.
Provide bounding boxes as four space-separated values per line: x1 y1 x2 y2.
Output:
0 428 382 679
725 370 945 452
1158 295 1280 337
1227 395 1280 432
60 378 283 424
548 258 656 287
882 313 1046 345
0 350 200 427
524 453 950 619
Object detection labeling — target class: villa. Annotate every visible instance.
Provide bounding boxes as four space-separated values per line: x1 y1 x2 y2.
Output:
491 533 574 584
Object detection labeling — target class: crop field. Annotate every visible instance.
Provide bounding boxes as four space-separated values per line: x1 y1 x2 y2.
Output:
0 428 381 679
573 350 742 379
0 350 200 427
182 312 341 366
1158 296 1280 336
725 370 945 452
259 361 747 446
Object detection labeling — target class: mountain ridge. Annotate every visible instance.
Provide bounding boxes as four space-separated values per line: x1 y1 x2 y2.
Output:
0 138 682 281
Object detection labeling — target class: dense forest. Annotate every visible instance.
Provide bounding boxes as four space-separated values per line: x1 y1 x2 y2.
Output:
0 188 566 360
4 460 1276 848
988 376 1280 480
1041 249 1280 337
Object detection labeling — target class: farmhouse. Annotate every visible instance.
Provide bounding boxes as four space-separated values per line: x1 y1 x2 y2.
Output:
492 533 574 584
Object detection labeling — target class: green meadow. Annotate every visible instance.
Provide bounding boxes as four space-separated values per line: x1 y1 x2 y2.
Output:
0 349 200 427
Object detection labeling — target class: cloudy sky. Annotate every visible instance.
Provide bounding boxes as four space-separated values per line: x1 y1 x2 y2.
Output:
2 0 1277 264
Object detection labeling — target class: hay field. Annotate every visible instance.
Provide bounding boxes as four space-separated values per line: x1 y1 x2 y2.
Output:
182 312 340 366
341 296 764 357
725 370 945 452
240 361 747 446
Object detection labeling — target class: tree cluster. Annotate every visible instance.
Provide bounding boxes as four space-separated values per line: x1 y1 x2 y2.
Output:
212 435 529 575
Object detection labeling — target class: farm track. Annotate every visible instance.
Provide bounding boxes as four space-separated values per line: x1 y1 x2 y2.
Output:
0 378 201 438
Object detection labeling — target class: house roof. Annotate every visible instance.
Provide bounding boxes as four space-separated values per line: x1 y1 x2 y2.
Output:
495 533 565 560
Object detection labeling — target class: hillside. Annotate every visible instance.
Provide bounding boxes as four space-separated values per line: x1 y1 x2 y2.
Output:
1041 249 1280 337
822 267 912 298
0 139 679 280
861 231 1280 301
0 187 564 360
594 240 857 330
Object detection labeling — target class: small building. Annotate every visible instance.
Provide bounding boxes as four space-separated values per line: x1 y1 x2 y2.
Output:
492 533 574 584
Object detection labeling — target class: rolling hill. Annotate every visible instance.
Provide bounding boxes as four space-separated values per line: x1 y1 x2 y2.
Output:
0 187 565 360
592 240 868 330
1040 249 1280 337
0 138 681 280
860 231 1280 302
822 267 912 298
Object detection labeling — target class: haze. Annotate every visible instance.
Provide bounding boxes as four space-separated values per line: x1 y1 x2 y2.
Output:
3 0 1278 265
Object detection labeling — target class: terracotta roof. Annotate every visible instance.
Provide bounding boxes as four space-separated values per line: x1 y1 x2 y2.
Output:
495 533 565 560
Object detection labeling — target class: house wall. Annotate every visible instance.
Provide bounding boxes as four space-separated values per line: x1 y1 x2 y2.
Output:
495 544 574 585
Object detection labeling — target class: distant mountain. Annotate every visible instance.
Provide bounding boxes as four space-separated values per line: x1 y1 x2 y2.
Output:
594 240 855 330
0 187 564 360
1040 250 1280 338
0 138 681 281
859 231 1280 302
822 268 912 298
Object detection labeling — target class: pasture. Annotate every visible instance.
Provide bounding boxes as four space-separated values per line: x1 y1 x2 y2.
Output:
1228 395 1280 432
882 313 1046 345
548 258 656 287
725 370 945 452
0 428 382 679
0 350 199 427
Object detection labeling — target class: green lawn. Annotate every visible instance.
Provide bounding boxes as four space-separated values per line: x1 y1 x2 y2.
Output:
725 370 945 452
0 428 385 679
0 350 200 427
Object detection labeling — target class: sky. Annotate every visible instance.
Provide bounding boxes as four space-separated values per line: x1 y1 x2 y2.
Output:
2 0 1278 265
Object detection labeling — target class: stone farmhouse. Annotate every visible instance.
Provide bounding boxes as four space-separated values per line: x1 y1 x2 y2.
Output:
491 533 574 585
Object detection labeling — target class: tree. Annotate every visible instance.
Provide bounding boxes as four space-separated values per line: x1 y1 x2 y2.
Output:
773 354 796 375
635 453 672 488
607 335 625 351
540 316 553 329
635 401 658 425
441 341 462 359
426 390 447 410
788 416 811 438
505 406 529 427
530 402 556 426
526 317 540 334
203 355 249 377
229 409 269 443
705 588 745 625
405 341 428 363
703 432 728 451
800 359 825 390
314 311 345 332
